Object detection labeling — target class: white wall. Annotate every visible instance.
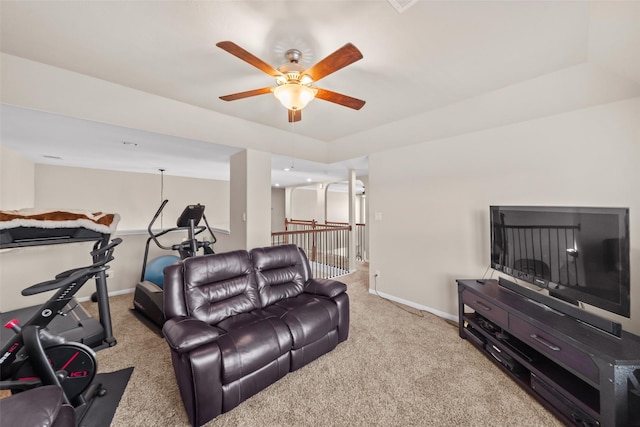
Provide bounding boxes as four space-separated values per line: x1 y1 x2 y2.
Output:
369 98 640 334
245 150 272 249
289 186 354 223
271 188 286 232
326 191 349 223
0 145 34 209
229 150 272 250
0 162 231 311
34 164 230 230
290 187 321 220
325 189 366 224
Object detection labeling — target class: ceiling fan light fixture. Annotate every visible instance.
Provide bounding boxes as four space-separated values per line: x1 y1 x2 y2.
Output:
273 83 316 110
216 41 365 120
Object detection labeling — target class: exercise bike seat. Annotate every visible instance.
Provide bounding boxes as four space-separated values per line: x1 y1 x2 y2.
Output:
0 385 75 427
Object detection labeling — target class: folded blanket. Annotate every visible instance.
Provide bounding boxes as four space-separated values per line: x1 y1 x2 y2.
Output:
0 209 120 235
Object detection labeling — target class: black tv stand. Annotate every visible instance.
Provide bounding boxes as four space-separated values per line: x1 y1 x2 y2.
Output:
457 279 640 427
497 277 623 338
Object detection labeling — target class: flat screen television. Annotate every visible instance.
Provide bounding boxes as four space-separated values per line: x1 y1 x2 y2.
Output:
490 205 630 318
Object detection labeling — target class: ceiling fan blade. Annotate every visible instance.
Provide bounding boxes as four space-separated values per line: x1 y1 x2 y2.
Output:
288 109 302 122
216 41 283 77
313 88 366 110
219 87 273 101
303 43 363 82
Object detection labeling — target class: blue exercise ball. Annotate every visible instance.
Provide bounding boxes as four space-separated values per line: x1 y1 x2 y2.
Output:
144 255 180 288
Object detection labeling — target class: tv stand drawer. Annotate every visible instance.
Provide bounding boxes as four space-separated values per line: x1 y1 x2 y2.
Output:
509 315 599 385
461 289 508 328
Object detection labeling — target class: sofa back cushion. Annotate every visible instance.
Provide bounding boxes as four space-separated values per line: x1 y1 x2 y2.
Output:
164 250 260 325
250 245 312 307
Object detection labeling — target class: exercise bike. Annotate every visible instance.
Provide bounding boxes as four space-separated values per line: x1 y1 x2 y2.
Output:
0 238 121 416
132 200 216 329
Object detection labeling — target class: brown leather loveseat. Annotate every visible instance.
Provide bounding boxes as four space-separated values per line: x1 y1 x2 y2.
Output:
162 244 350 426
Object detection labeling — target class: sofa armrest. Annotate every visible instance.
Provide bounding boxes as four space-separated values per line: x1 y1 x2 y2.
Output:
163 317 221 354
304 278 347 298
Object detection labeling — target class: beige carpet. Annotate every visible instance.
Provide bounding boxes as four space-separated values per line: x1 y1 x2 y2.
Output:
83 265 561 426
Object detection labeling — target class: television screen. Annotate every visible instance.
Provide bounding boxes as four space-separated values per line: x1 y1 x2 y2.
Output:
490 206 630 318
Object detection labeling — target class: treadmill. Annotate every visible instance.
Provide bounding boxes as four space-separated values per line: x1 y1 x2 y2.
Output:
0 210 120 350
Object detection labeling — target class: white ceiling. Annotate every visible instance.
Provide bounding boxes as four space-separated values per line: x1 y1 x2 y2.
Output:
1 1 639 187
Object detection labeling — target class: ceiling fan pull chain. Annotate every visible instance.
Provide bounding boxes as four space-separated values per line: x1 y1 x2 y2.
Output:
288 127 296 170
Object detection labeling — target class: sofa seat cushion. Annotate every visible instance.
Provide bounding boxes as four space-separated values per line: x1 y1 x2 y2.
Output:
264 293 339 349
216 315 292 384
290 329 339 372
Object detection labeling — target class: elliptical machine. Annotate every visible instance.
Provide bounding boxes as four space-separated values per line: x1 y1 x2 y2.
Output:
0 238 121 422
132 200 216 329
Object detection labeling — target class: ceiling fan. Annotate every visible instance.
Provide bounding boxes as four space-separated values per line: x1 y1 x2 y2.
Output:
216 41 366 122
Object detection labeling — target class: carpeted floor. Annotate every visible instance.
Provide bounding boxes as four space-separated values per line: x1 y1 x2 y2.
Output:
83 264 562 426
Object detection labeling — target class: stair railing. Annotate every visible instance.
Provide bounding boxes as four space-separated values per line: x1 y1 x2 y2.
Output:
272 219 352 278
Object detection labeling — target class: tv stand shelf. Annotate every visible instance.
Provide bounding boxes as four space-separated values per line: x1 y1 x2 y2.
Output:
457 279 640 427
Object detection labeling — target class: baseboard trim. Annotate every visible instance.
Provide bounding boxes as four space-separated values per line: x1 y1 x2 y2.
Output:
368 288 458 323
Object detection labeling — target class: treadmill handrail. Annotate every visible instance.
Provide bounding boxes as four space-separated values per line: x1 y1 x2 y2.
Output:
22 238 121 296
22 266 102 296
90 237 122 258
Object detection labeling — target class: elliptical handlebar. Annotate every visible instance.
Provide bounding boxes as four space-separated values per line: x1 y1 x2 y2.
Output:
145 200 216 256
148 200 173 251
201 213 217 246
